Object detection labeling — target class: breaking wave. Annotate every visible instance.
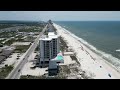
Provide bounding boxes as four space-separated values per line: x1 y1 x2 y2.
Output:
116 49 120 52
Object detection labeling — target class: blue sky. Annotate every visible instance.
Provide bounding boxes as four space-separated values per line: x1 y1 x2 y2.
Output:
0 11 120 21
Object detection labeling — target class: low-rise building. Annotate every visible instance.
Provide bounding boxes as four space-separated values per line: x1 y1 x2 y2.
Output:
48 52 64 76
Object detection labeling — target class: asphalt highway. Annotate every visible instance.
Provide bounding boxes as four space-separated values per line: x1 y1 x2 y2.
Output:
6 24 48 79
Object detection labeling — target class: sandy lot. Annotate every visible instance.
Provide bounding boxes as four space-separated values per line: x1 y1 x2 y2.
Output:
21 52 48 76
0 53 23 68
12 42 31 46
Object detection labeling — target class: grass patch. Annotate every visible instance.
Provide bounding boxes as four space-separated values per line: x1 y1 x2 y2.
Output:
53 27 57 34
60 65 71 74
80 73 92 79
70 55 80 65
16 38 24 42
54 74 67 79
16 35 23 39
35 45 39 51
0 39 6 44
4 36 27 46
24 36 36 42
15 45 30 53
18 27 42 32
60 36 68 52
0 31 17 38
0 65 14 79
20 75 47 79
44 30 48 35
20 74 66 79
70 55 77 60
0 24 13 29
4 38 16 46
73 67 79 73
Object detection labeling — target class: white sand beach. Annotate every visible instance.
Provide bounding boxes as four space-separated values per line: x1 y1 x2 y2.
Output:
53 23 120 79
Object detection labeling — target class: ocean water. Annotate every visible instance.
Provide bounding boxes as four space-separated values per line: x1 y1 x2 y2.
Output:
55 21 120 68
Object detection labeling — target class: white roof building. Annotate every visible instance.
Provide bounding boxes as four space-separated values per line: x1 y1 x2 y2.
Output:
39 32 60 67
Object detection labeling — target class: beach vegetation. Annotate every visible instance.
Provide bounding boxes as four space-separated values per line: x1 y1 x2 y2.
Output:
0 65 13 79
59 36 68 52
4 38 16 45
35 45 39 51
18 27 42 32
0 24 13 29
20 74 66 79
70 55 80 65
14 45 30 53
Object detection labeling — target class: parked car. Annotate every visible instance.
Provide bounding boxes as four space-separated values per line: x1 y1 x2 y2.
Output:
18 69 21 72
16 57 19 59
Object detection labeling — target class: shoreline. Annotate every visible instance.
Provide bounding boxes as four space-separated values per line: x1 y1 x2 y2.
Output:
59 24 120 70
53 23 120 79
61 25 120 73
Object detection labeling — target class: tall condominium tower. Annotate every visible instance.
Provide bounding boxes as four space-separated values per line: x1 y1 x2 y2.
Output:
39 32 60 67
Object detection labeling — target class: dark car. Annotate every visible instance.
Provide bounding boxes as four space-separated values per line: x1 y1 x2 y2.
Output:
16 57 19 60
18 69 21 72
108 74 111 77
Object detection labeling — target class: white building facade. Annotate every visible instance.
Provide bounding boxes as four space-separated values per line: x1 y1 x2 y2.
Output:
39 32 60 67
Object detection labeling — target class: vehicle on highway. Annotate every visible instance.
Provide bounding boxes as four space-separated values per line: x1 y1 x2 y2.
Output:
16 57 19 60
108 74 111 77
18 69 21 72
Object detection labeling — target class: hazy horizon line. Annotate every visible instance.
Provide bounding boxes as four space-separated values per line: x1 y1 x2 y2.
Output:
0 20 120 22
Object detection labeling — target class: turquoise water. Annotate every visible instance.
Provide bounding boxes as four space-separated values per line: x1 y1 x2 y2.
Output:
55 21 120 61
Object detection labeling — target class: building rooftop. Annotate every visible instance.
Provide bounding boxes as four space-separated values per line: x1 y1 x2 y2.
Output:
49 35 58 39
49 51 64 70
48 32 55 36
40 35 52 41
51 51 64 62
40 32 59 41
48 32 59 39
56 55 63 61
56 53 63 61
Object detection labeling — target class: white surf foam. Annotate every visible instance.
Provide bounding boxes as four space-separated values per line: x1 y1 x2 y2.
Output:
116 49 120 52
54 23 120 69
